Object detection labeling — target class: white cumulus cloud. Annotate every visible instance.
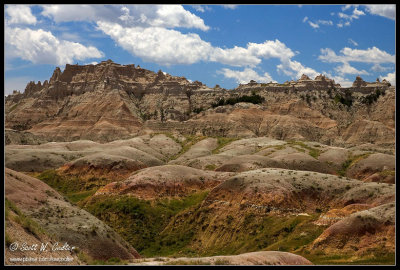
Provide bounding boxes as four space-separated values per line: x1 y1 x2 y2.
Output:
379 72 395 85
337 7 365 27
364 5 395 20
325 73 354 87
319 47 395 64
35 4 321 83
6 5 37 25
334 62 369 75
342 5 353 11
97 20 300 68
371 63 391 72
96 21 212 65
151 5 210 30
218 68 275 84
247 39 295 61
5 26 104 65
41 4 210 31
191 5 212 13
277 59 319 80
210 46 261 67
221 5 238 10
338 7 365 21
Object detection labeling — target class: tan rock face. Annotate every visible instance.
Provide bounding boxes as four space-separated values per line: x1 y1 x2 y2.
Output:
5 61 394 152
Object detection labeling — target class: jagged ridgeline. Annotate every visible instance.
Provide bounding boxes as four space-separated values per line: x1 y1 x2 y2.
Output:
5 60 394 152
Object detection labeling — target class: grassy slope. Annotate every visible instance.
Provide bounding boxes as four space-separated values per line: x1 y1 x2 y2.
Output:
81 191 209 257
36 170 105 204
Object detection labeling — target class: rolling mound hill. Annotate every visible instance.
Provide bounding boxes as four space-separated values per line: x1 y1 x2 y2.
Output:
5 168 140 263
95 165 234 200
5 198 82 265
311 202 395 259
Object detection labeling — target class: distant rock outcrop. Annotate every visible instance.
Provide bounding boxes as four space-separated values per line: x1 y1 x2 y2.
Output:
352 75 390 89
5 61 394 151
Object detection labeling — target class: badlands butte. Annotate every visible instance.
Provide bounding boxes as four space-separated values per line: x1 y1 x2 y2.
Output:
5 60 395 265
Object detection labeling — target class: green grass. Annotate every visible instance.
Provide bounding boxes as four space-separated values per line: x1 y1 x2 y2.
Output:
212 137 238 154
291 146 306 153
5 231 13 247
264 217 326 253
163 259 211 265
82 191 209 257
169 135 207 161
92 257 128 265
344 253 395 265
156 206 324 258
151 132 181 145
37 170 106 204
288 141 321 159
5 198 46 239
69 189 98 204
77 251 128 265
273 144 287 150
379 170 395 177
337 153 372 176
214 258 231 265
301 253 395 265
205 164 217 170
81 185 394 265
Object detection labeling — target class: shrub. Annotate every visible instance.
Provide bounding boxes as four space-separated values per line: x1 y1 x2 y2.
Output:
205 164 217 170
226 215 234 225
193 107 204 114
334 89 353 107
361 89 385 105
214 259 231 265
211 94 265 108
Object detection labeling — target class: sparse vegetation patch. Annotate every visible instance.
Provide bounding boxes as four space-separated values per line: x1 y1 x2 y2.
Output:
211 93 265 108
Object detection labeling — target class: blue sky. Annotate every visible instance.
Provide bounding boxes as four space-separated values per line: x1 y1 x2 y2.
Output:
4 4 396 95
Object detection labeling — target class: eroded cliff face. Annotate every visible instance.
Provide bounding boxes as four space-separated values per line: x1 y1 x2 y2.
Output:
5 60 211 142
5 61 395 151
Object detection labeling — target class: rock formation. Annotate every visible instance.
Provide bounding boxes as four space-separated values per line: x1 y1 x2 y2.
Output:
5 61 394 152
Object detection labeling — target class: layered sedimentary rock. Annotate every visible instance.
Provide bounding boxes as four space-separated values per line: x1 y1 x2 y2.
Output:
5 62 395 151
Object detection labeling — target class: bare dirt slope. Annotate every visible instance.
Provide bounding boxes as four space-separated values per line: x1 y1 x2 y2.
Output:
311 202 395 257
130 251 313 265
96 165 234 200
5 168 140 262
5 200 81 266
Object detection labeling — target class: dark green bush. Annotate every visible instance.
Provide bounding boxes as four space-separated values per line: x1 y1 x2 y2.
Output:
211 94 265 108
361 89 385 105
